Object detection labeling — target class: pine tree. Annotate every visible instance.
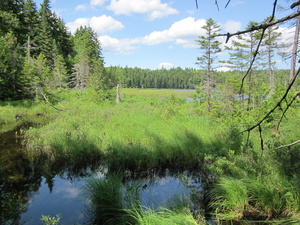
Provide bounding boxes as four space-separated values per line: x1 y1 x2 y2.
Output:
196 17 222 112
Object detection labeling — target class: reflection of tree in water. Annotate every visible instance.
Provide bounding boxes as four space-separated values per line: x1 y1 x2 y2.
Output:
0 130 43 224
0 127 102 224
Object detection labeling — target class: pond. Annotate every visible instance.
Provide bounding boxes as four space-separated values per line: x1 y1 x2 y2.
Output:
0 125 204 225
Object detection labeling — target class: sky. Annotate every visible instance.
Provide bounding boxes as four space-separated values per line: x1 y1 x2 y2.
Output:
34 0 296 70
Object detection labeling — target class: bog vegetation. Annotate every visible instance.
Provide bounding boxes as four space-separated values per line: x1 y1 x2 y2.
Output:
1 0 300 224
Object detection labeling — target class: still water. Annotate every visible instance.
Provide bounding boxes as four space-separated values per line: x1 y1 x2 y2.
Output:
0 127 203 225
20 171 197 224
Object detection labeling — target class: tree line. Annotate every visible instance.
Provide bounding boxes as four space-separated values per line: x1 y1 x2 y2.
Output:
0 0 297 103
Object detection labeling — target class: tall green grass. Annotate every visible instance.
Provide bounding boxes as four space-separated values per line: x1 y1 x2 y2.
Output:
24 94 236 170
83 174 201 225
5 88 300 223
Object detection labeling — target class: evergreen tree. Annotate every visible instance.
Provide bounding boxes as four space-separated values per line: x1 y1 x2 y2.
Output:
0 33 25 100
22 0 39 52
35 0 53 64
71 26 104 90
196 17 222 112
226 21 264 109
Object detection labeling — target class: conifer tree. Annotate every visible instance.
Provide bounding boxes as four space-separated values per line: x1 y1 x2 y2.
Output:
0 33 26 100
23 0 38 50
196 17 222 112
71 26 104 90
36 0 53 64
225 21 264 109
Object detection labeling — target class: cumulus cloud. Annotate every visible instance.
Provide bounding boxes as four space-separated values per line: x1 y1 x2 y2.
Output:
142 17 206 47
90 0 107 6
99 35 138 54
158 62 174 69
99 17 209 55
66 15 124 34
107 0 178 20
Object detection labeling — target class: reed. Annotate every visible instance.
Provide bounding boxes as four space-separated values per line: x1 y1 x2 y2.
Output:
83 174 138 225
128 207 199 225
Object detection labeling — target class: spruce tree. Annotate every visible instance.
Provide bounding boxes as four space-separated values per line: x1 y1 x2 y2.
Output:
36 0 53 65
196 17 222 112
0 33 25 100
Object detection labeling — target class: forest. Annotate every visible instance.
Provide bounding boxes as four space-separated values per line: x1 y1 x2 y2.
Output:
1 0 300 225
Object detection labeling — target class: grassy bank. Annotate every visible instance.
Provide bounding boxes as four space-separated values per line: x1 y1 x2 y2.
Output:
23 89 236 170
1 88 300 224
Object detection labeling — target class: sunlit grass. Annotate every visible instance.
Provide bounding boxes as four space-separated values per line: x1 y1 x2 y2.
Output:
121 88 196 98
24 93 234 169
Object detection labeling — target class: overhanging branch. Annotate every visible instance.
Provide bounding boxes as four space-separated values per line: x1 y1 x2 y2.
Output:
218 10 300 43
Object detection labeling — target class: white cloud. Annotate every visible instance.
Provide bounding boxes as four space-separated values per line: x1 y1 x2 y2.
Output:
90 0 107 6
75 4 88 11
142 17 206 46
217 66 231 72
66 15 124 35
107 0 178 20
99 35 138 54
99 17 209 55
158 62 174 69
223 20 242 33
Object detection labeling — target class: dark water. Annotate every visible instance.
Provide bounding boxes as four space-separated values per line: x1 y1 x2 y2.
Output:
0 126 203 225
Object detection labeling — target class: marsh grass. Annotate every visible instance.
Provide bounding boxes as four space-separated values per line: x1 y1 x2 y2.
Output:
5 89 300 223
83 174 139 225
25 94 234 171
128 207 199 225
83 174 200 225
121 88 196 98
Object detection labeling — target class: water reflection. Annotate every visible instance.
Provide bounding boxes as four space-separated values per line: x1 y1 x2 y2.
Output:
21 176 86 225
0 125 204 225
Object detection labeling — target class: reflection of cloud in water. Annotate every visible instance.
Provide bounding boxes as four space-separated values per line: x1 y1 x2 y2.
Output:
54 182 80 199
141 176 187 208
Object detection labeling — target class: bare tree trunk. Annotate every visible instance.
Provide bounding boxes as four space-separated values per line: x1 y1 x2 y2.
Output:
290 4 300 82
116 84 120 103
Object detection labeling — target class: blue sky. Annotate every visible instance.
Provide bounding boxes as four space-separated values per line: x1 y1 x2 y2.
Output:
35 0 295 70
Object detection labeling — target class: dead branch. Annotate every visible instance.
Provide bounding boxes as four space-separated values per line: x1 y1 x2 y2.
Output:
276 92 300 131
291 1 300 9
241 65 300 135
218 10 300 43
240 27 267 93
225 0 231 8
215 0 220 11
274 140 300 150
40 90 64 111
241 67 300 141
270 0 278 22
